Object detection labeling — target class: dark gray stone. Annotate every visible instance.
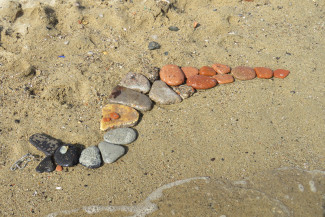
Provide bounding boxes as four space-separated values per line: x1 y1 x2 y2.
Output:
104 128 137 145
79 146 102 168
168 26 179 31
54 144 81 167
119 72 151 93
35 156 55 173
29 133 62 156
149 80 182 104
148 41 160 50
98 141 125 164
108 85 153 112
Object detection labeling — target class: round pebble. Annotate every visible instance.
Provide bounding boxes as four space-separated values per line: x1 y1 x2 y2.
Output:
98 141 125 164
212 74 234 84
254 67 273 79
186 75 217 89
231 66 256 80
148 41 161 50
79 146 102 168
212 64 231 74
199 66 217 76
274 69 290 79
104 128 137 145
119 72 151 93
168 26 179 31
181 67 199 79
54 144 81 167
159 64 185 86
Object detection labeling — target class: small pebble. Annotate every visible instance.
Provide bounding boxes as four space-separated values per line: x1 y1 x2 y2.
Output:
29 133 62 156
212 64 231 74
54 145 81 167
159 64 185 86
181 67 199 79
186 75 217 89
119 72 151 93
199 66 217 76
168 26 180 31
148 41 161 50
231 66 256 80
98 141 125 163
35 156 55 173
56 165 63 172
172 85 195 99
274 69 290 78
254 67 273 79
104 128 137 145
212 74 234 84
149 80 182 104
79 146 102 168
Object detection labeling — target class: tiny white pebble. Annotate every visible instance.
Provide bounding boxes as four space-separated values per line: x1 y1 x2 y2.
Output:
64 41 69 45
56 187 62 190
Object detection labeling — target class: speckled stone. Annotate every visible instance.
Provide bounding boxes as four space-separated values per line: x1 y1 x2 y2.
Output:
149 80 182 104
79 146 102 168
148 41 160 50
104 128 137 145
29 133 62 156
231 66 256 80
159 64 185 86
54 144 81 167
35 156 55 173
119 72 151 93
172 85 195 99
98 141 125 164
186 75 218 89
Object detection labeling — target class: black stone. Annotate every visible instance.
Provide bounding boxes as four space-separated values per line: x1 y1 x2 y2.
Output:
35 156 55 173
54 144 81 167
29 133 62 156
148 41 160 50
168 26 179 31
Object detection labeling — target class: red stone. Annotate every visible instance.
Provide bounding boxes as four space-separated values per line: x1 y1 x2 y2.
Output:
254 67 273 79
212 64 231 74
231 66 256 80
109 112 120 120
186 75 217 89
274 69 290 79
181 67 199 79
212 74 234 84
199 66 217 76
159 64 185 86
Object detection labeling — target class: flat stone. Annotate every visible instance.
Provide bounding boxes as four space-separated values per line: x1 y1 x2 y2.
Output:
212 64 231 74
254 67 273 79
142 66 160 83
172 85 195 99
119 72 151 93
98 141 125 163
181 67 199 79
186 75 218 89
199 66 217 76
148 41 160 50
149 80 182 104
35 156 55 173
168 26 180 31
212 74 234 84
274 69 290 79
29 133 62 156
159 64 185 86
54 144 81 167
100 104 139 131
79 146 102 168
232 66 256 80
104 128 137 145
108 85 153 112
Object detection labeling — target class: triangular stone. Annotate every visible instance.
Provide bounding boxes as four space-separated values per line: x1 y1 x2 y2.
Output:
35 156 55 173
119 72 151 93
149 80 182 104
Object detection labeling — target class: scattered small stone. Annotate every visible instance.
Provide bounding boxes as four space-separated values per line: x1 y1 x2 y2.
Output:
149 80 182 104
212 74 234 84
108 86 153 112
160 64 185 86
119 72 151 93
104 128 137 145
172 85 195 99
212 64 231 74
274 69 290 79
148 41 161 50
144 66 160 83
181 67 199 79
100 104 139 131
35 156 55 173
79 146 102 168
164 52 169 56
231 66 256 80
56 165 63 172
193 21 199 28
186 75 218 89
199 66 217 76
29 133 62 156
54 145 81 167
98 141 125 163
168 26 180 31
254 67 273 79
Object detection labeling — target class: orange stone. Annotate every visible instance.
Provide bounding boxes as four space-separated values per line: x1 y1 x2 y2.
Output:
254 67 273 79
199 66 217 76
212 64 231 74
100 104 139 131
159 64 185 86
231 66 256 80
274 69 290 79
181 67 199 79
212 74 234 84
56 165 63 172
186 75 217 89
109 112 120 120
103 117 111 122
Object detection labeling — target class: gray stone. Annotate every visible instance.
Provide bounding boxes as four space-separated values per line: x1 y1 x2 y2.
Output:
172 85 195 99
79 146 102 168
148 41 160 50
35 156 55 173
98 141 125 163
104 128 137 145
142 66 160 83
149 80 182 104
168 26 179 31
108 85 153 112
119 72 151 94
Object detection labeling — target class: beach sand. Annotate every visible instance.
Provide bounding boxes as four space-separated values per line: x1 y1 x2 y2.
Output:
0 0 324 216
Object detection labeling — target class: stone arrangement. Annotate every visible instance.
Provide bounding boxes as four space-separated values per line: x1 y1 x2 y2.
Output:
30 64 290 173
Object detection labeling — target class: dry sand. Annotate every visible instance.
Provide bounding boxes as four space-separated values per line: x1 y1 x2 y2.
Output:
0 0 324 216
